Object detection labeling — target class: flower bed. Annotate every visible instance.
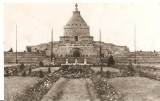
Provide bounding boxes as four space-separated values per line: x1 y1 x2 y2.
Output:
138 69 160 81
13 73 60 101
41 77 67 101
116 64 160 81
4 63 39 77
56 65 94 78
90 74 125 101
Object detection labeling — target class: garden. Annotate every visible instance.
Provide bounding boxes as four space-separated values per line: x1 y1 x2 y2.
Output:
4 61 160 101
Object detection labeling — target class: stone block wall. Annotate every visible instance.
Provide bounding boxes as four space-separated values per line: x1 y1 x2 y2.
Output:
4 52 50 64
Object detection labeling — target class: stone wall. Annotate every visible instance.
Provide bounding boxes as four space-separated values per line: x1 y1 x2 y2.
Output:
45 44 99 57
4 52 50 64
113 52 160 64
64 27 90 36
4 51 160 65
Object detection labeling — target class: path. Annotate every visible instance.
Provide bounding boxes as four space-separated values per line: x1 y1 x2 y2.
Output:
60 78 90 101
41 77 99 101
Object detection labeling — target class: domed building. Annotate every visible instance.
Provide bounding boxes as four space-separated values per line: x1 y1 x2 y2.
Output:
27 4 129 64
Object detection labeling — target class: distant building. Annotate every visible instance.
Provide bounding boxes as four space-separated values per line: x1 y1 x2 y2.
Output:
4 4 160 64
27 4 129 59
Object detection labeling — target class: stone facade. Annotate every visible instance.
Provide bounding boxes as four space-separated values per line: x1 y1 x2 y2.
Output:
27 4 129 59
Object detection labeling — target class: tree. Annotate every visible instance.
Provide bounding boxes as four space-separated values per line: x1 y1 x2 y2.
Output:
26 46 31 52
48 67 51 73
8 48 13 52
108 55 115 67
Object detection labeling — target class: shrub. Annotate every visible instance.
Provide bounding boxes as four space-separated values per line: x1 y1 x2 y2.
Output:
14 68 18 75
8 48 13 52
22 71 26 77
106 71 111 78
39 61 44 67
5 69 10 77
20 63 25 70
108 55 115 67
28 68 32 75
48 67 51 73
39 70 44 78
126 63 135 76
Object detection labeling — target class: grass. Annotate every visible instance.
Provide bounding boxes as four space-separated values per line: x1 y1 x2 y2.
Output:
13 74 60 101
4 64 20 68
32 67 60 72
91 67 120 73
108 77 160 101
135 64 160 69
4 77 41 101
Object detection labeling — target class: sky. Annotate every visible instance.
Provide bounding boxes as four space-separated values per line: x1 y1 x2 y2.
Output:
4 3 160 52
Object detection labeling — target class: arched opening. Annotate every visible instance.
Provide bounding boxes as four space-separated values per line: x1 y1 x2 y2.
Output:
73 50 81 57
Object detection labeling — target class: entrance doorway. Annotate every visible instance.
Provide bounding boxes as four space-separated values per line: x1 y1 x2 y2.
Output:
75 36 78 41
73 50 81 57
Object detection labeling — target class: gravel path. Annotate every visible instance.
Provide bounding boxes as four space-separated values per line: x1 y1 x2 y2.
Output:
60 78 90 101
41 77 99 101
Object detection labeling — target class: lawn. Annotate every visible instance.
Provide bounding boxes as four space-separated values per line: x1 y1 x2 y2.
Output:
4 64 20 68
32 67 60 72
135 64 160 69
91 67 120 73
108 77 160 101
4 77 41 101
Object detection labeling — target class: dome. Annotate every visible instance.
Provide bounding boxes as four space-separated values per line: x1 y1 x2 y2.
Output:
63 4 90 37
65 4 88 26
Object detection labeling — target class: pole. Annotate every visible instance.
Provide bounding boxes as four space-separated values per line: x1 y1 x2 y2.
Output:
51 29 53 62
134 25 136 64
100 29 103 74
100 29 101 61
16 25 17 64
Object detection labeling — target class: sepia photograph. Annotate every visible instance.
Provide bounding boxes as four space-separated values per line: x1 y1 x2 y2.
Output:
3 1 160 101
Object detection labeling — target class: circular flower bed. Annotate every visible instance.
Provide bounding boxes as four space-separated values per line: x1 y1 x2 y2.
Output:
57 65 94 78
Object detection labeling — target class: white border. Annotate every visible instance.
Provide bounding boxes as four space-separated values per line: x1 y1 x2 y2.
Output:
2 0 160 100
0 0 4 100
